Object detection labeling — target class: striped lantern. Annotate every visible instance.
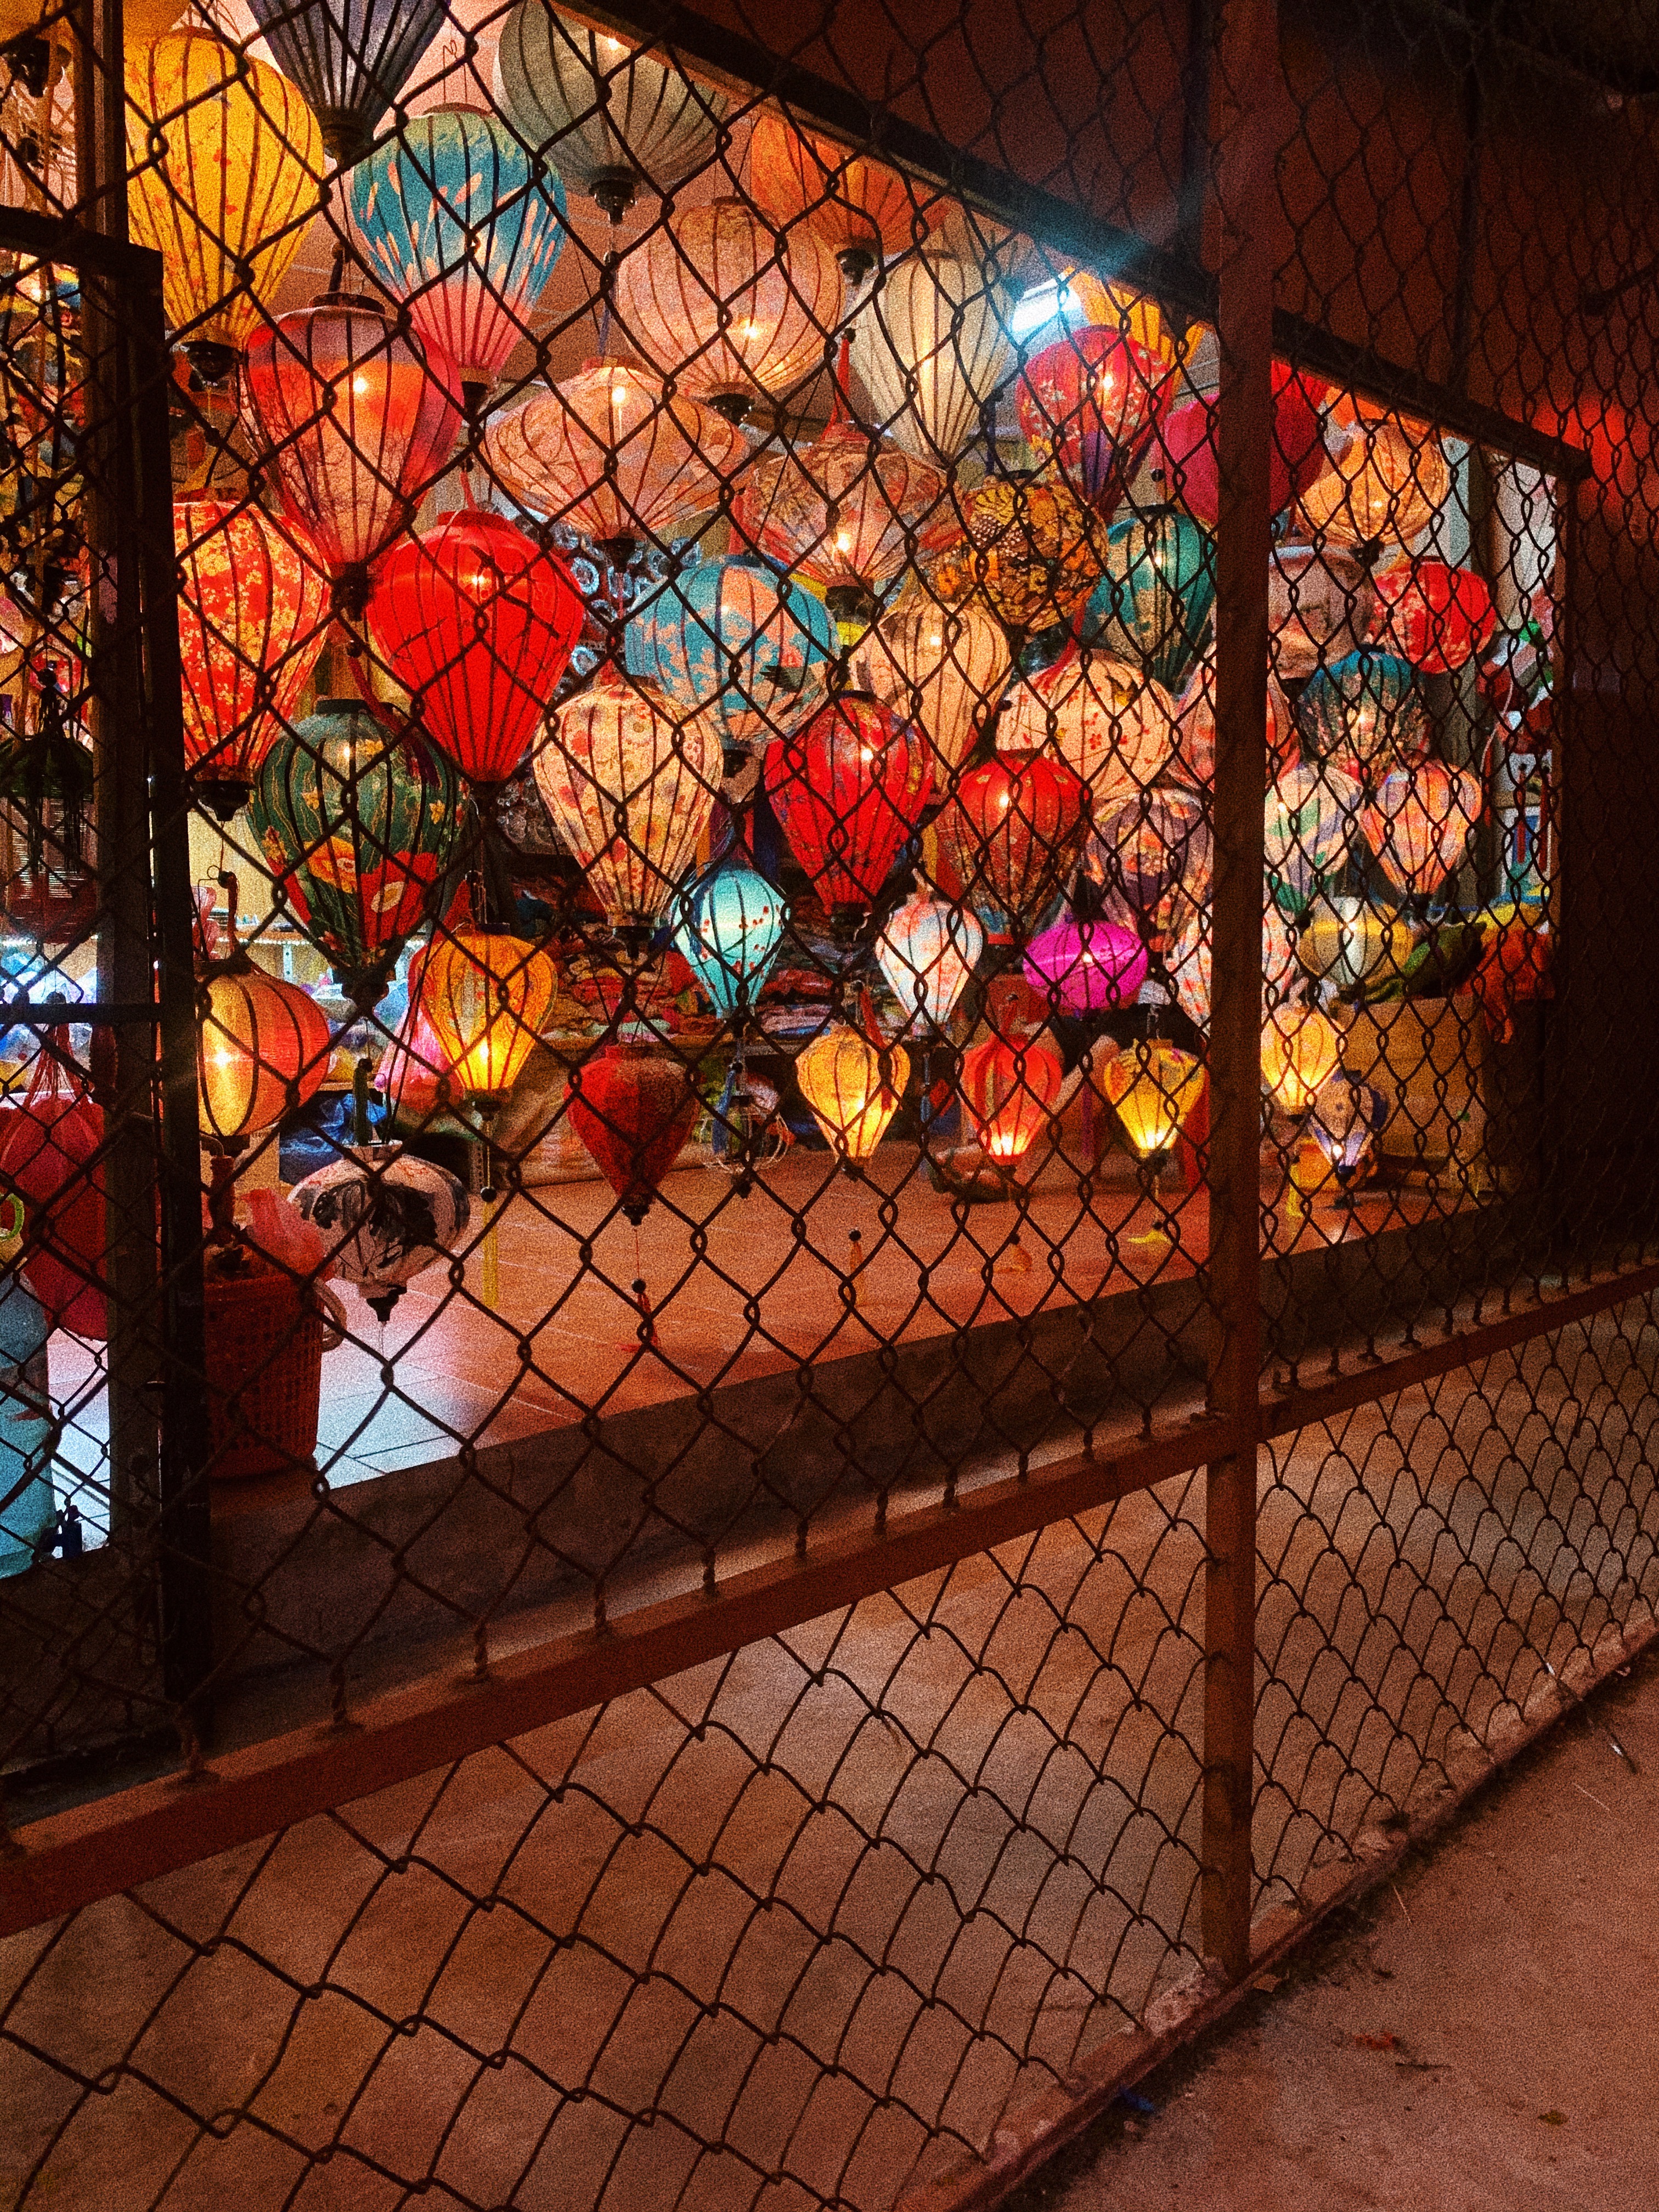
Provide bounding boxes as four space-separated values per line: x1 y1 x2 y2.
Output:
1299 414 1450 554
1358 758 1483 901
849 590 1009 786
624 556 839 755
794 1025 909 1167
854 249 1017 464
1369 558 1498 675
875 878 983 1036
1077 504 1217 698
244 0 446 164
933 750 1087 940
1296 648 1425 785
674 861 788 1020
764 692 933 919
1014 321 1174 513
1084 786 1212 949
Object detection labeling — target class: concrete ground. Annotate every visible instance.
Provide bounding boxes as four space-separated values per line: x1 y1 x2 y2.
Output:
1010 1644 1659 2212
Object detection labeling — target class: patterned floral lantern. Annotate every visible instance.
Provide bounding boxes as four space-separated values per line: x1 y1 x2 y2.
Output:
420 927 557 1103
764 692 932 922
1263 761 1363 918
1166 918 1210 1031
960 1034 1064 1163
614 199 843 424
998 647 1177 815
1023 917 1147 1016
1358 758 1483 901
538 670 722 930
370 507 585 789
240 292 460 617
1261 1003 1343 1116
849 591 1009 786
495 5 728 221
347 106 567 410
1077 505 1216 698
855 249 1017 464
1369 559 1498 675
749 112 928 281
875 877 983 1036
1296 648 1424 785
568 1042 702 1222
250 699 470 1005
930 475 1106 640
1161 661 1295 792
482 360 746 564
173 495 329 819
1299 414 1450 555
1152 364 1330 523
933 750 1088 940
289 1143 471 1323
1269 541 1377 682
795 1024 909 1167
1102 1037 1204 1158
624 556 838 755
126 32 322 383
1014 321 1174 512
1084 786 1212 949
674 861 788 1020
245 0 447 164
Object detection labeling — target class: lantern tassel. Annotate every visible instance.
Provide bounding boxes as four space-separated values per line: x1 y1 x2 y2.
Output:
478 1130 500 1311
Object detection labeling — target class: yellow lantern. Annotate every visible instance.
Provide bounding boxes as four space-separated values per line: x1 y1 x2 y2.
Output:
1101 1039 1204 1158
1298 413 1449 555
126 31 323 382
1297 895 1412 996
198 959 332 1149
420 929 557 1104
795 1025 909 1169
1261 1004 1343 1116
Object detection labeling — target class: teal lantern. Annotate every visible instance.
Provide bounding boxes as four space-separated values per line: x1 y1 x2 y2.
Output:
346 104 566 410
624 556 838 756
674 860 788 1020
1295 648 1425 784
1077 503 1216 697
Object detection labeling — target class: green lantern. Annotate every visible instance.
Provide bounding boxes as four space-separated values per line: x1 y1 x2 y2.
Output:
250 697 472 1005
1077 503 1216 696
1295 648 1425 784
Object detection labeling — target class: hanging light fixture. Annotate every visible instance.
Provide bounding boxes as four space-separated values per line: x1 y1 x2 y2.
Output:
613 199 844 425
854 248 1017 463
537 670 723 934
1083 786 1212 951
1101 1037 1205 1159
482 360 746 567
245 0 447 166
849 588 1009 789
1077 504 1217 699
198 891 334 1150
1369 558 1498 675
624 555 839 757
1299 413 1450 557
420 926 558 1105
1022 916 1147 1017
370 507 585 791
1295 647 1425 785
567 1042 702 1222
874 878 983 1037
1308 1070 1387 1189
794 1024 909 1170
1263 761 1363 918
930 474 1105 643
959 1034 1064 1165
998 646 1177 816
1358 759 1483 902
673 860 788 1022
240 292 460 619
173 495 330 821
0 1025 108 1338
763 692 933 928
1261 1003 1344 1116
1297 894 1409 998
932 749 1088 942
1269 540 1377 682
1014 321 1175 514
347 106 567 414
126 31 323 385
495 4 727 222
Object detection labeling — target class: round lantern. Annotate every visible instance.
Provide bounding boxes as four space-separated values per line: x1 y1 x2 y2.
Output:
568 1042 702 1222
245 0 445 164
960 1034 1064 1164
1369 559 1497 675
249 699 471 1004
1152 364 1330 523
0 1034 108 1336
482 360 745 563
1261 1003 1342 1116
933 751 1088 940
748 112 927 283
1263 761 1363 918
288 1143 471 1323
1014 322 1174 512
624 556 838 756
198 934 334 1150
1023 917 1147 1016
1299 415 1450 555
875 878 983 1036
1077 505 1216 698
613 199 843 424
495 5 728 221
1084 787 1211 950
347 106 567 409
673 861 788 1020
538 670 723 930
126 32 322 383
240 293 460 617
765 693 932 922
1358 758 1483 902
370 508 585 789
794 1024 909 1168
0 691 96 945
173 496 329 818
849 591 1009 786
854 249 1017 464
998 647 1177 815
1310 1071 1387 1184
929 475 1106 639
1268 541 1377 682
420 927 558 1104
1297 894 1409 996
1296 648 1424 784
1102 1038 1204 1158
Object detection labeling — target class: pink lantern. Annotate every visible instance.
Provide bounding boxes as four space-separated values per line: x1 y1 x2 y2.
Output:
1358 758 1483 900
1153 364 1331 522
998 646 1177 813
1164 661 1294 791
1023 917 1148 1015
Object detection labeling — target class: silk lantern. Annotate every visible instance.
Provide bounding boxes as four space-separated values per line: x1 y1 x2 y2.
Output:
495 4 727 220
1014 321 1174 512
0 681 96 944
370 507 584 788
930 475 1106 638
1299 414 1450 554
1023 917 1147 1016
1297 894 1408 996
198 919 334 1150
875 879 983 1036
960 1034 1064 1164
614 199 843 424
1269 540 1377 681
1085 786 1211 947
246 0 447 164
568 1042 701 1221
1166 919 1210 1031
764 692 932 921
420 927 557 1103
538 670 723 930
0 1035 107 1335
1078 505 1216 698
1261 1003 1342 1116
482 360 746 563
1369 559 1497 675
1152 363 1330 523
933 751 1087 939
1359 759 1483 901
1103 1037 1204 1158
1296 648 1424 783
795 1024 909 1167
998 647 1177 815
624 556 838 755
173 495 330 818
1310 1070 1387 1183
240 292 460 616
748 111 928 282
288 1141 471 1323
855 249 1017 463
249 699 470 1004
1263 761 1363 917
347 106 567 410
674 861 788 1020
850 591 1008 786
126 32 323 383
1162 662 1294 792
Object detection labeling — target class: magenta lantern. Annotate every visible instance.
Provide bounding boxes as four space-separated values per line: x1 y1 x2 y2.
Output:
1023 917 1148 1016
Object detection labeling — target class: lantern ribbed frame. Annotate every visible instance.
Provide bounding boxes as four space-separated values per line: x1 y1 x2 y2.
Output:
198 959 333 1148
933 749 1088 938
245 0 447 164
850 589 1009 785
1263 760 1364 917
1299 416 1451 552
1358 757 1484 899
748 111 930 277
875 882 983 1037
1014 324 1173 512
1102 1038 1204 1155
854 249 1017 464
999 647 1177 815
958 1034 1063 1163
1261 1003 1344 1116
763 692 933 917
1084 787 1212 949
795 1025 909 1165
1369 558 1498 674
420 927 558 1103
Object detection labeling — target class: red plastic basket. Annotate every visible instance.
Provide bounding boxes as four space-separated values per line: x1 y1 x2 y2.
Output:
204 1256 343 1481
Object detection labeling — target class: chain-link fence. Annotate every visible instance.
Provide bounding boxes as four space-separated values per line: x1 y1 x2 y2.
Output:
1 0 1657 2203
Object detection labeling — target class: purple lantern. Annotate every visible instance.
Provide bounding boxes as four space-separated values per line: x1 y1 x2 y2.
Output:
1023 917 1148 1016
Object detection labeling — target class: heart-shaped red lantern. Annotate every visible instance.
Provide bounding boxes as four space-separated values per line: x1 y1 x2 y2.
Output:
1369 559 1498 675
764 692 933 923
0 1035 108 1337
567 1042 701 1224
933 751 1089 940
1155 364 1330 524
958 1032 1065 1164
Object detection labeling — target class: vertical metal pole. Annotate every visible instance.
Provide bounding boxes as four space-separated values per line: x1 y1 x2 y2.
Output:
1202 0 1278 1983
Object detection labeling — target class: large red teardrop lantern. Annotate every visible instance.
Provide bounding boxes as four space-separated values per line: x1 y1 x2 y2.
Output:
1014 323 1174 514
1368 558 1497 675
764 692 933 922
1155 363 1330 523
0 1037 108 1338
370 507 586 788
567 1042 701 1224
958 1034 1065 1164
933 751 1089 939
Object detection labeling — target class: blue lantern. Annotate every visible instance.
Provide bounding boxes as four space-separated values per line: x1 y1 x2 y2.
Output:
346 105 566 408
674 861 788 1019
624 556 838 755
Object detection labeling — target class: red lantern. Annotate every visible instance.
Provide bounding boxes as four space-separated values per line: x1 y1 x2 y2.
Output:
763 692 933 922
933 752 1089 939
567 1042 701 1224
1154 364 1330 523
1369 560 1498 676
1014 323 1174 513
959 1034 1064 1164
0 1035 108 1337
370 507 586 788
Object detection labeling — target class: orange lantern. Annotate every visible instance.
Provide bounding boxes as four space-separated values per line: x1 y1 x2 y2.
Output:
929 474 1106 638
1299 414 1449 555
748 110 929 283
794 1024 909 1169
1102 1037 1205 1158
420 927 558 1105
1358 758 1483 901
198 914 333 1149
958 1034 1064 1164
1261 1003 1342 1116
